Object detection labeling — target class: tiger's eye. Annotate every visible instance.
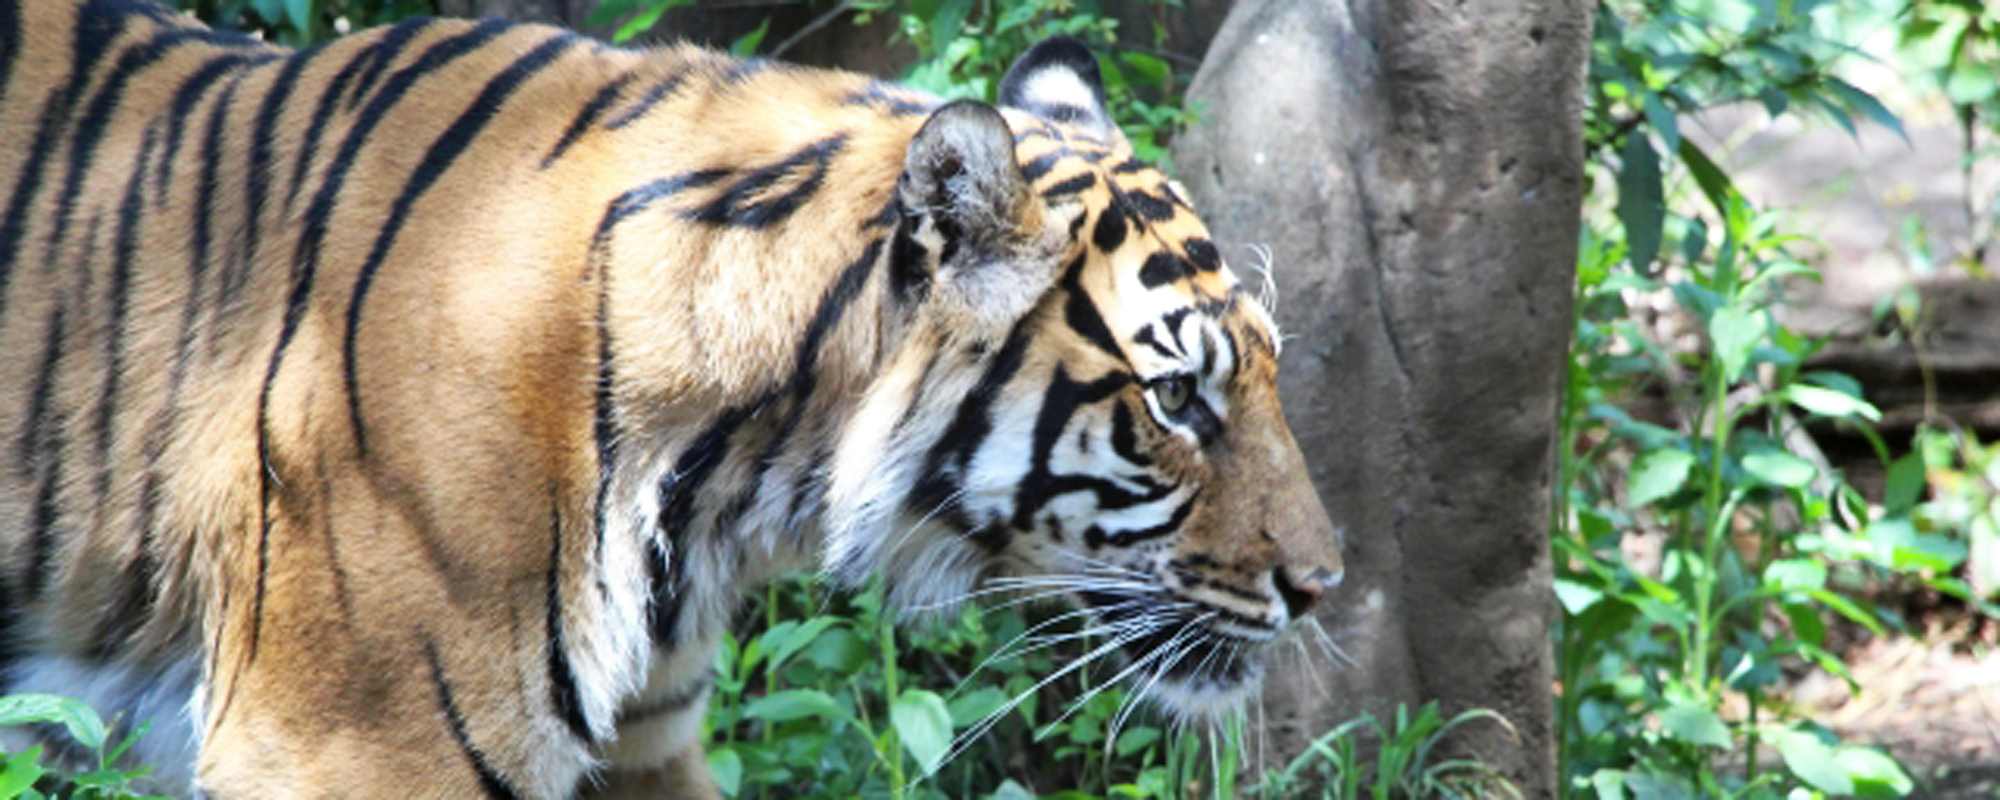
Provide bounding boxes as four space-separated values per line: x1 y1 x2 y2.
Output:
1152 375 1194 415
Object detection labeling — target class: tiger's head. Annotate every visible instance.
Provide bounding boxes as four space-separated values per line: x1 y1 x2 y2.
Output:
824 38 1343 717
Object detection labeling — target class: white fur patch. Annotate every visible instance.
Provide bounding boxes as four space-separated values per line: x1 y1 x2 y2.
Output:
1019 68 1101 117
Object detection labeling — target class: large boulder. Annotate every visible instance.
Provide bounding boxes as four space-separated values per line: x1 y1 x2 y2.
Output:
1172 0 1591 793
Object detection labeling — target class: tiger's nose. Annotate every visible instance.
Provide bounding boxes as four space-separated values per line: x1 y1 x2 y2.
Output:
1273 564 1344 619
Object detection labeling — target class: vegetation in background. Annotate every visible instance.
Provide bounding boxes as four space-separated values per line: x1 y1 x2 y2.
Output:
0 696 158 800
1560 0 1999 796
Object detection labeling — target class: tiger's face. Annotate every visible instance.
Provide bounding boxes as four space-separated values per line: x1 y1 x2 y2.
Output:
826 39 1342 717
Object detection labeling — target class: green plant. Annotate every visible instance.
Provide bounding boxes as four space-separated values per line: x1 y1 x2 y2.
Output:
1550 0 1997 797
0 695 161 800
1250 703 1518 800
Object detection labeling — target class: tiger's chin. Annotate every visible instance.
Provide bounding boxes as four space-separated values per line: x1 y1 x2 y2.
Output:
1147 660 1267 722
1116 623 1274 722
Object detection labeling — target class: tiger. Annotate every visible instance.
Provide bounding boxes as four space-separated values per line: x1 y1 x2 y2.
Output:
0 1 1345 796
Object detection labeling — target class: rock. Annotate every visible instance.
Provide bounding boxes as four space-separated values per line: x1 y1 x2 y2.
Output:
1172 0 1592 793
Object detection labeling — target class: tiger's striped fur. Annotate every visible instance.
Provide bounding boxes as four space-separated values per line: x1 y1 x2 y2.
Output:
0 3 1343 796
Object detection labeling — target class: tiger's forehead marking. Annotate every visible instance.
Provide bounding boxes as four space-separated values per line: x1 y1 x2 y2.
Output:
999 110 1273 369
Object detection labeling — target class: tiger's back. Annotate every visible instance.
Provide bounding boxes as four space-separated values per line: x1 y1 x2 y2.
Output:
1 2 1346 797
0 5 926 793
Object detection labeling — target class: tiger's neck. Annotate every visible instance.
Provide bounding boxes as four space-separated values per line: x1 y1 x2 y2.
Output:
590 154 914 652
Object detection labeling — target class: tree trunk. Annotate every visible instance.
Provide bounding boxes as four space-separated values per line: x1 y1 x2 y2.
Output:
1170 1 1591 794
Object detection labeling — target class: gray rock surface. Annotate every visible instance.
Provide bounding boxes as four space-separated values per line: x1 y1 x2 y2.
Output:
1171 0 1591 793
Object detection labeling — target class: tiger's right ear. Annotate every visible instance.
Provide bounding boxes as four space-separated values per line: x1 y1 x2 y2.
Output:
898 100 1037 262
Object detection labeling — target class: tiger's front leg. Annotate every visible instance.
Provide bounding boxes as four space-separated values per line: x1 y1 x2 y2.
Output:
192 488 602 798
586 637 722 800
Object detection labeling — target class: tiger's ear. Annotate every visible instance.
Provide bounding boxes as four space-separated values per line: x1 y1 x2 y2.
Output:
900 99 1032 244
998 37 1113 137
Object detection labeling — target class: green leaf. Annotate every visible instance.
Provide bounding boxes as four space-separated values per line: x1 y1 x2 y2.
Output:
0 747 47 798
1658 704 1731 748
803 627 867 674
1554 578 1604 614
1628 448 1694 507
707 747 743 797
992 2 1038 34
1808 589 1886 636
1764 558 1827 592
947 687 1009 728
282 0 312 36
0 694 107 752
1641 90 1679 155
928 0 972 50
1884 453 1925 513
1676 139 1737 222
728 17 768 56
892 689 954 776
742 689 841 723
1839 745 1914 798
1775 727 1853 795
1708 305 1765 383
1743 449 1816 488
1785 384 1882 422
1589 769 1627 800
612 0 690 43
1825 77 1908 144
1617 133 1665 271
759 617 839 676
1114 726 1161 757
1119 52 1170 93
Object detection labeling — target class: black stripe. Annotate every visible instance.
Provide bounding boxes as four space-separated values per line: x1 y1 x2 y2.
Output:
343 31 580 456
1138 252 1189 288
23 306 69 602
541 72 632 168
0 0 18 109
1112 157 1146 174
1010 367 1134 532
0 4 133 319
545 498 593 743
681 134 848 229
180 75 243 391
651 397 769 643
587 169 732 564
16 293 70 478
1091 206 1127 252
1089 491 1197 547
896 318 1038 555
1039 172 1096 200
1124 189 1176 222
1019 152 1063 183
723 237 886 536
91 124 159 508
91 468 161 659
44 27 248 276
1059 254 1122 361
1109 401 1150 467
594 170 731 246
887 206 930 302
602 70 684 130
592 276 619 565
237 48 319 314
1184 238 1220 272
425 641 524 800
154 52 277 208
1132 325 1179 361
346 18 433 110
615 672 714 726
253 18 511 663
840 82 932 117
285 20 427 214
